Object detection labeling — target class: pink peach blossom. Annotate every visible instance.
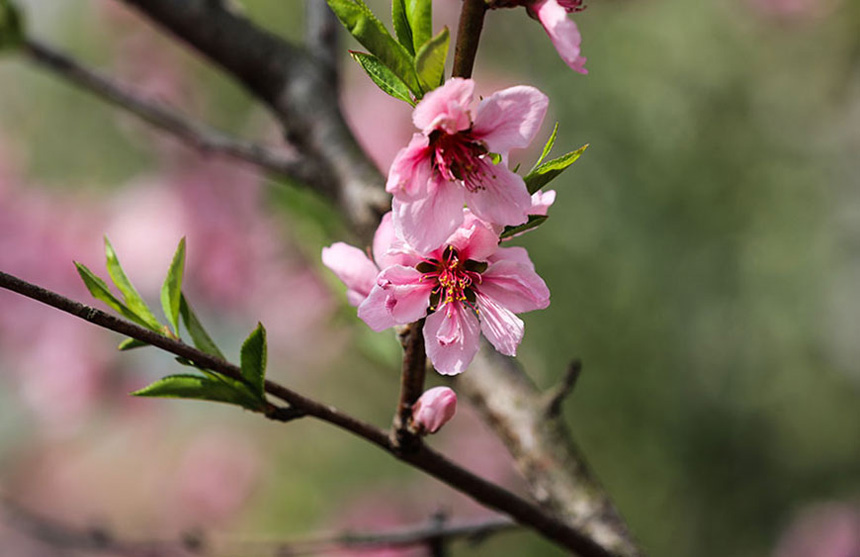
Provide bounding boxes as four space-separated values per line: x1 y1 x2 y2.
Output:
411 387 458 434
527 0 588 74
323 210 550 375
387 78 548 253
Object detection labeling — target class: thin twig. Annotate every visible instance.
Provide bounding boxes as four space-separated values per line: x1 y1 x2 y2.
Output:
1 496 516 556
21 39 318 185
543 359 583 418
0 270 614 557
391 319 427 453
452 0 488 79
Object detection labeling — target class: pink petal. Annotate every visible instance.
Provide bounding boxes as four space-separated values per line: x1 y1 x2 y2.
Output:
476 292 524 356
530 189 556 216
473 85 549 153
533 0 588 74
357 266 432 331
412 78 475 135
424 303 481 375
386 134 433 197
479 259 550 313
321 243 379 307
490 246 535 268
466 164 532 228
411 386 457 434
392 179 466 254
373 212 420 269
445 209 499 262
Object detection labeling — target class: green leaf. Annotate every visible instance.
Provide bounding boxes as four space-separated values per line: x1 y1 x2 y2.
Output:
405 0 432 55
160 237 186 335
414 26 449 92
391 0 414 55
132 374 264 411
499 215 549 240
180 294 225 360
240 323 267 399
104 237 162 331
326 0 422 94
532 122 560 171
524 143 589 194
118 338 148 351
75 262 154 328
0 0 23 52
349 51 414 105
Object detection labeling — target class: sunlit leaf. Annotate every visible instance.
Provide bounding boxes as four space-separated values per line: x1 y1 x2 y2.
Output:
350 51 414 105
160 237 185 335
531 122 560 171
179 294 225 359
75 262 153 328
391 0 414 55
104 237 161 331
118 338 148 351
132 374 263 411
240 323 267 399
414 26 449 92
405 0 432 55
499 215 549 240
524 144 589 194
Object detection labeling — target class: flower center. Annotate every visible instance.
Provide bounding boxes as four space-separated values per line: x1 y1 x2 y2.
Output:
429 130 493 193
417 246 487 311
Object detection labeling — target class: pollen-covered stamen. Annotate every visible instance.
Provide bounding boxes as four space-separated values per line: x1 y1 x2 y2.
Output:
419 246 484 312
429 130 493 193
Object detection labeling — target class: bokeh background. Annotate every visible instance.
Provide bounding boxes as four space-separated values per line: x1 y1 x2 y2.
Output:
1 0 859 555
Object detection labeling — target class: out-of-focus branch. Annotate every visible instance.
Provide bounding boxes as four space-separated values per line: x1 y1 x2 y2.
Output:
0 270 613 557
543 358 583 418
457 348 643 556
391 319 427 452
21 39 320 185
1 496 517 556
305 0 339 80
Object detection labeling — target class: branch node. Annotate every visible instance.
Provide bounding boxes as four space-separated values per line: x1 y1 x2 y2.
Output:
542 359 583 419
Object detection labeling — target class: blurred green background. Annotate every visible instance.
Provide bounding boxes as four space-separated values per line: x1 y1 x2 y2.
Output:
0 0 858 556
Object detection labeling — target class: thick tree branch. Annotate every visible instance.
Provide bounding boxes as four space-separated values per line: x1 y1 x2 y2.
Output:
0 270 613 557
22 39 319 185
457 347 643 556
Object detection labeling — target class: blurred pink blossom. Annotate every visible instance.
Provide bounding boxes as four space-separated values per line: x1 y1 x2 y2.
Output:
527 0 588 74
411 387 457 434
773 502 860 557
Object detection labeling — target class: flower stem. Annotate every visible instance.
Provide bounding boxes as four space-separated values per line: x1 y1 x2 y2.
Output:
452 0 489 79
391 319 427 452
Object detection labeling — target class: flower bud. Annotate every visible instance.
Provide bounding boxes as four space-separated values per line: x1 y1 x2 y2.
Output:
411 387 457 435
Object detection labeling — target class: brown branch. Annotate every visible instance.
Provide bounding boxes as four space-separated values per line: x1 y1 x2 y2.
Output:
0 270 614 557
21 39 319 185
452 0 489 79
543 358 583 418
305 0 340 81
2 496 517 556
457 347 643 556
391 319 428 452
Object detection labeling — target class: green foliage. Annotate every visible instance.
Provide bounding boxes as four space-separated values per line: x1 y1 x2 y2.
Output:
75 262 158 330
534 122 559 169
179 294 226 359
132 374 264 411
414 26 449 92
401 0 433 55
349 51 414 105
0 0 23 52
391 0 414 55
160 237 186 335
117 338 148 351
240 323 267 399
326 0 422 94
499 215 549 240
524 143 589 194
104 237 162 330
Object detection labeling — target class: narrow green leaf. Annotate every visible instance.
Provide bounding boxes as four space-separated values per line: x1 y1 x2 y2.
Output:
524 144 589 194
160 237 186 335
499 215 549 240
531 122 560 171
118 338 148 351
405 0 432 55
0 0 23 52
414 26 449 92
180 294 225 359
75 262 153 328
104 237 161 331
240 323 267 398
391 0 414 55
326 0 422 94
350 51 414 105
132 374 264 411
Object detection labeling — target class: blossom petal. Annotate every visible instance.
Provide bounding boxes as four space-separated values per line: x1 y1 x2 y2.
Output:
530 189 556 216
357 266 432 331
532 0 588 74
424 303 481 375
444 209 499 262
386 134 433 197
373 212 420 269
412 78 475 135
321 243 378 307
473 86 549 153
479 259 550 313
392 179 466 254
476 292 524 356
466 164 532 228
490 246 535 269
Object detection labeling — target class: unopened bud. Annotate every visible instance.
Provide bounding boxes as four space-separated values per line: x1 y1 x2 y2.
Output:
411 387 457 435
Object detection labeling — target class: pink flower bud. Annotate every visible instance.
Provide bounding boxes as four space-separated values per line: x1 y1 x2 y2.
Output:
411 387 457 434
